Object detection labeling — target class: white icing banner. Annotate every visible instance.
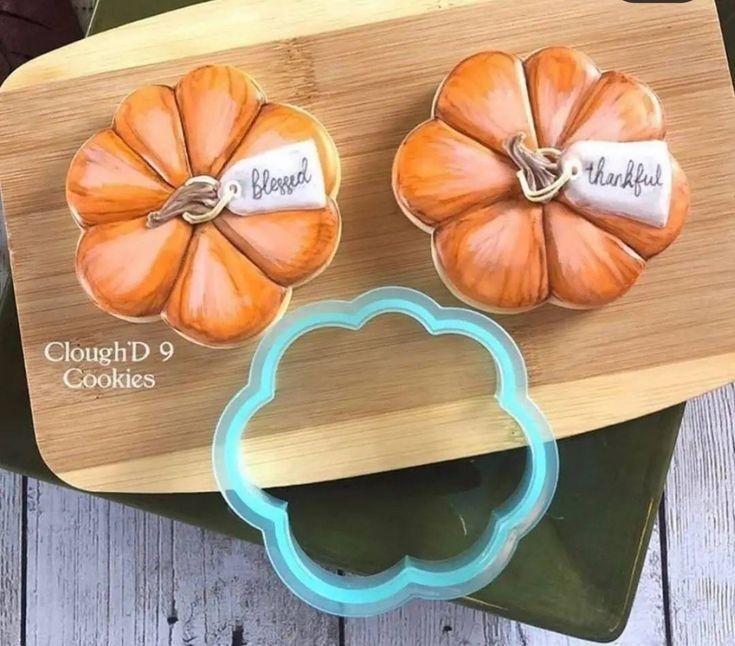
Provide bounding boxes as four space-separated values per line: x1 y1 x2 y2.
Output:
218 139 327 215
561 140 672 228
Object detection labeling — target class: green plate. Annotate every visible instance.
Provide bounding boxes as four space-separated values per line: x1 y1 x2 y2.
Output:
2 0 730 639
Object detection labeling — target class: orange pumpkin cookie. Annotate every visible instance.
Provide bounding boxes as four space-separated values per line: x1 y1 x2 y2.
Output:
68 65 341 347
393 47 690 312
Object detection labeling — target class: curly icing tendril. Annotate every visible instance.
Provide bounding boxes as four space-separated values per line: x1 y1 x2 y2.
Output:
504 134 579 204
147 176 239 228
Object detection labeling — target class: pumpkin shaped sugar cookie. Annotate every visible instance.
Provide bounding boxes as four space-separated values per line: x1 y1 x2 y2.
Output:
67 65 341 347
393 47 690 312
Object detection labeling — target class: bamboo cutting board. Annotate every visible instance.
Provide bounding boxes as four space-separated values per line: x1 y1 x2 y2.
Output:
0 0 733 494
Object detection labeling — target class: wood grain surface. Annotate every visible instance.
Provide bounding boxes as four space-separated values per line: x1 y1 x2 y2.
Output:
0 0 734 493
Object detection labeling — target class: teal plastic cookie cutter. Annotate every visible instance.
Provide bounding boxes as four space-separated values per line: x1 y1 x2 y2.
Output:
212 286 559 617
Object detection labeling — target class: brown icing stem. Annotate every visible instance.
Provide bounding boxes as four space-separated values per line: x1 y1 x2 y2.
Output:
147 178 220 227
504 133 559 193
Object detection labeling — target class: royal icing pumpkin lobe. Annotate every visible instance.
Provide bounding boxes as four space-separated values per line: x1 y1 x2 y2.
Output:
433 200 548 312
76 216 192 320
214 200 341 287
525 46 600 149
176 65 264 177
544 201 646 308
222 103 341 196
113 84 190 187
393 119 517 230
560 70 666 146
163 224 289 347
66 128 173 227
434 51 537 155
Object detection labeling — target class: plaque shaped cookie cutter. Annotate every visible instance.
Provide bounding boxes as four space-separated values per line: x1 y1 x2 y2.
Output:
212 286 559 617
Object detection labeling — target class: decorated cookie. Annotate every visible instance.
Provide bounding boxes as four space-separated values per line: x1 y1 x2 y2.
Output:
67 64 341 347
392 47 690 312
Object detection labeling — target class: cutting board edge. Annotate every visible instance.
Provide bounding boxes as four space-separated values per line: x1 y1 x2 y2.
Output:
0 0 488 93
50 349 735 494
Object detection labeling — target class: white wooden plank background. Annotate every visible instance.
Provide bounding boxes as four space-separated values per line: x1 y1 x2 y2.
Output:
23 481 339 646
665 387 735 646
0 471 22 646
0 2 731 645
4 392 735 645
